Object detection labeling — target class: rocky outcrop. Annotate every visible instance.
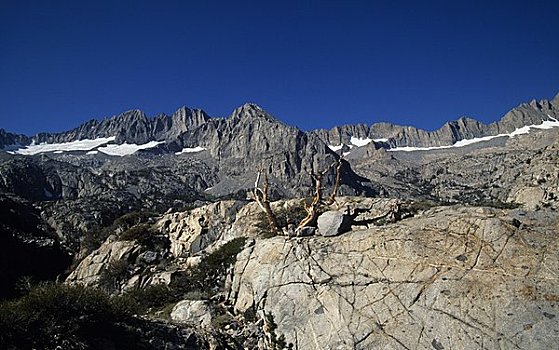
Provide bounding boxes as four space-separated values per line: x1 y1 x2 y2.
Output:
229 206 559 349
33 107 211 145
66 237 142 287
157 200 246 257
171 300 213 327
0 129 30 150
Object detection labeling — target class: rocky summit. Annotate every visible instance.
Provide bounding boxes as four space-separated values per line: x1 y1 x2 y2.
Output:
0 93 558 349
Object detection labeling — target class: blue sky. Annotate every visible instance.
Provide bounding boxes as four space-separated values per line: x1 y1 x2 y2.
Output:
1 0 558 135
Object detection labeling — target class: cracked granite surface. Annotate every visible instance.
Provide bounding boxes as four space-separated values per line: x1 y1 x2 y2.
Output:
229 206 559 349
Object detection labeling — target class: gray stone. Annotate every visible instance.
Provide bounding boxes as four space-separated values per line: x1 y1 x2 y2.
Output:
138 250 158 263
296 226 316 237
170 300 212 328
66 239 142 287
317 211 351 237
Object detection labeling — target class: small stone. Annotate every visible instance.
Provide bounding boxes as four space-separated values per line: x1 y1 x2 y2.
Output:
297 226 316 237
432 339 445 350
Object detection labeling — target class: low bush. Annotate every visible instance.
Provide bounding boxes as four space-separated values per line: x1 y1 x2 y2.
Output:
98 259 131 293
120 284 179 313
113 211 158 230
187 237 247 292
119 223 153 243
0 283 138 350
80 211 159 255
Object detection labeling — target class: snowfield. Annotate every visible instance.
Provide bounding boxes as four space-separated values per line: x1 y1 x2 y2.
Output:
97 141 164 156
388 117 559 152
6 137 116 155
3 136 165 157
175 146 206 155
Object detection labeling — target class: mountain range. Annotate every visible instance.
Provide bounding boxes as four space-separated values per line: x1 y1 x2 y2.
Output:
1 93 558 204
3 93 559 152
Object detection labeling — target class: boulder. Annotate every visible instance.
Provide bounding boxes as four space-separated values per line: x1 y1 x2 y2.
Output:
66 237 141 287
296 226 316 237
171 300 212 328
317 211 352 236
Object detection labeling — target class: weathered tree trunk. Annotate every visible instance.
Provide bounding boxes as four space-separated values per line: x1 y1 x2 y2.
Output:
253 170 280 234
296 158 343 231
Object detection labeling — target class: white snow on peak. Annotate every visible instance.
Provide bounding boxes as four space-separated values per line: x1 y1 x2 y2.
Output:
350 136 372 147
7 137 116 155
98 141 164 156
175 146 206 155
328 144 344 152
330 136 386 153
388 118 559 152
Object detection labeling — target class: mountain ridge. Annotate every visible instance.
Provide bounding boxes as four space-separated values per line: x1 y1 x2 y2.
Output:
2 93 558 153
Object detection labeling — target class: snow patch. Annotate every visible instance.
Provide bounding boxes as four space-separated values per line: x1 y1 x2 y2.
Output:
6 137 116 155
86 150 99 155
98 141 164 156
328 144 343 152
350 136 372 147
373 138 389 143
175 146 206 155
388 118 559 152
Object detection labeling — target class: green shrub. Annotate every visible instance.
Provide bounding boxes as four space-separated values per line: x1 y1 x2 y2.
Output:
275 204 308 229
119 223 153 243
189 237 247 292
80 211 158 255
257 202 309 238
98 260 131 292
0 283 137 350
265 313 293 350
113 211 158 230
119 284 179 313
172 237 247 295
117 237 247 319
80 226 112 253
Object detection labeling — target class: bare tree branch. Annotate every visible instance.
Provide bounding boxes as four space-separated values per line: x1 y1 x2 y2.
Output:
325 158 343 205
296 157 343 231
253 168 280 234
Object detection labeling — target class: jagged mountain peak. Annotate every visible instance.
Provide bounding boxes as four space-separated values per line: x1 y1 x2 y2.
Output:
551 92 559 106
230 103 278 123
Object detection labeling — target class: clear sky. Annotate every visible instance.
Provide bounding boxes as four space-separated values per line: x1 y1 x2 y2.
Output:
1 0 558 135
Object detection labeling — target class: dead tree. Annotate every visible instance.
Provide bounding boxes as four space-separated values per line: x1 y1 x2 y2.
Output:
253 168 280 235
296 157 343 231
253 157 343 236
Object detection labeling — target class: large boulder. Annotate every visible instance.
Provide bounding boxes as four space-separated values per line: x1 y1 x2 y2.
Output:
66 237 141 287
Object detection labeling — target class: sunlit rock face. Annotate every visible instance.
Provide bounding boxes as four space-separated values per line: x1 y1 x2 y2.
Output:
229 205 559 350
